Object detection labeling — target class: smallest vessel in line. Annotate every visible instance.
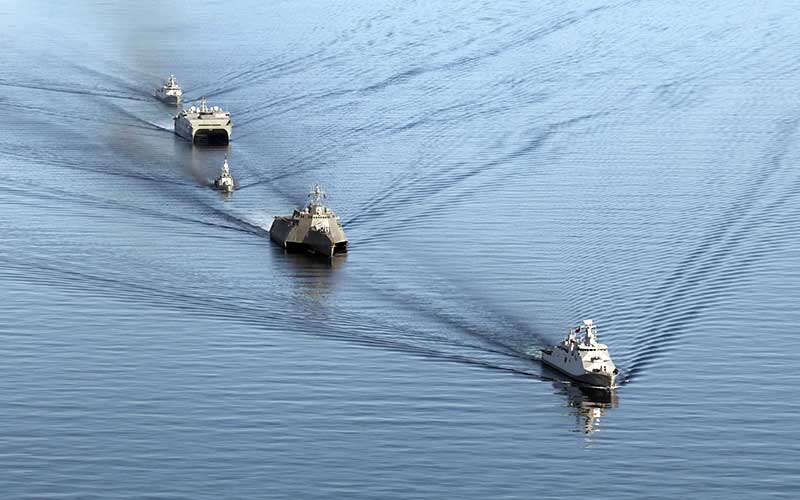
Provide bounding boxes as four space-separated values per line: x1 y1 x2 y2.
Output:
541 320 618 389
269 185 348 258
155 74 182 106
211 157 235 193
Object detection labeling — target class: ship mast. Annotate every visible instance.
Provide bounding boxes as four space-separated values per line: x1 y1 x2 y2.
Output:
309 184 326 206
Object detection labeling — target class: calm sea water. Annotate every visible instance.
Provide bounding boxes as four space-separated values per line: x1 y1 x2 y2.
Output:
1 1 799 498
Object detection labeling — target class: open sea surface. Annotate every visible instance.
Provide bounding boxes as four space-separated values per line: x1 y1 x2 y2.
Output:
1 1 799 498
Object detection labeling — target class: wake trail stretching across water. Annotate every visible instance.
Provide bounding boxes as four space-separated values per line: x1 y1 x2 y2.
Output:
622 115 800 382
0 79 148 102
0 252 542 380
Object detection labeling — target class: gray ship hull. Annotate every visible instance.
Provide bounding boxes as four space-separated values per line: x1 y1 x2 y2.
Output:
174 117 231 145
157 93 181 106
270 217 348 258
541 356 616 388
212 182 234 193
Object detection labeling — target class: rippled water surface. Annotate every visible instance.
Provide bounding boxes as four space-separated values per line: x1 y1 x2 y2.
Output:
2 1 799 498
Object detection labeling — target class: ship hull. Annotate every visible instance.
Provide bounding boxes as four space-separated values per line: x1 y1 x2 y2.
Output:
156 93 181 106
269 217 348 258
541 355 616 389
174 117 231 145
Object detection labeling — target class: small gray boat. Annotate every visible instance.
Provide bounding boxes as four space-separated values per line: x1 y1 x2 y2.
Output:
155 74 182 106
211 158 235 193
541 320 619 388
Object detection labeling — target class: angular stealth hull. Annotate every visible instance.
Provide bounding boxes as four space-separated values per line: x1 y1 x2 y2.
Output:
270 217 348 258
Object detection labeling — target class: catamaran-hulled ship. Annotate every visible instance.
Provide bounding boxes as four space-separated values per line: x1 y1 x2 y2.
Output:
174 97 232 145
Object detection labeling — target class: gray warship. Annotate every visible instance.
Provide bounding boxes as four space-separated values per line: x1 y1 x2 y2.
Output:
541 320 619 388
174 97 232 145
269 185 348 257
155 74 182 106
211 158 235 193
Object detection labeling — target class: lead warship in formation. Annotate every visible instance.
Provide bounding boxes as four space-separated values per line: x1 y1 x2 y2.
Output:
541 320 619 388
155 74 182 106
211 158 235 193
269 185 348 257
174 97 232 145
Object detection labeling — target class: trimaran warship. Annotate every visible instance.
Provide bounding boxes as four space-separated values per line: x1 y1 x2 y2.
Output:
269 185 348 258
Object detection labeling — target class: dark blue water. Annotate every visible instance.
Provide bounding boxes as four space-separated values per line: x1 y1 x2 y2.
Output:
1 1 799 498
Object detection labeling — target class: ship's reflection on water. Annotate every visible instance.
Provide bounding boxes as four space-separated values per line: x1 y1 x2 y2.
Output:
283 249 347 271
278 251 347 325
558 382 618 435
542 366 618 436
282 249 347 296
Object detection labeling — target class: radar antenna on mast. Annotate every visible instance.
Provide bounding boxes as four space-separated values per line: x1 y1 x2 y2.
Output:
308 184 327 205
